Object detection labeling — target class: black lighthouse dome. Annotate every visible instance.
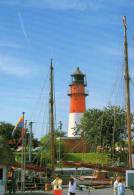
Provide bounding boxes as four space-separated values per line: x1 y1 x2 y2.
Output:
71 67 86 86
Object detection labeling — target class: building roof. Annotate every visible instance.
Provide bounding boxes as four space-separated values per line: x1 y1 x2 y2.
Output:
71 67 84 76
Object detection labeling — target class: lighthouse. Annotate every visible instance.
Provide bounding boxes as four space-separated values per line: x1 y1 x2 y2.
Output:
68 67 88 137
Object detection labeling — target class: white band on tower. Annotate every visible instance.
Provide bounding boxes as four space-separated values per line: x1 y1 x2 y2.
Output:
68 112 83 137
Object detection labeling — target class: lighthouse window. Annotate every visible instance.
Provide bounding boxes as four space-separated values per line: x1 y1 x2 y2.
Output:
75 75 84 83
0 168 3 179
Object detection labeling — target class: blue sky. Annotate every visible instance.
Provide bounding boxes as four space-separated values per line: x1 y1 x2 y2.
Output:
0 0 134 139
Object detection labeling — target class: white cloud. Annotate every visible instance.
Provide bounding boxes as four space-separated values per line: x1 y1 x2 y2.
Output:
0 55 35 77
28 0 103 10
0 41 21 48
18 12 30 44
97 45 134 59
0 0 104 11
96 45 122 57
1 0 131 11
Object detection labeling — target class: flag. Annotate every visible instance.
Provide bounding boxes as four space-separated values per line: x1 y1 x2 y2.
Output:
12 116 24 136
17 128 26 145
17 121 27 145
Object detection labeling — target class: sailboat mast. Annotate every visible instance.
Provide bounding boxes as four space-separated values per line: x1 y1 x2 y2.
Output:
49 59 55 177
123 16 132 169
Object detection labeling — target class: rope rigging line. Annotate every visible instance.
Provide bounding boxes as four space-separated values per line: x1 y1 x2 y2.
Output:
28 67 49 122
107 61 124 107
88 64 124 147
19 66 51 172
127 26 134 41
130 94 134 119
129 79 134 114
53 73 57 131
130 78 134 88
28 66 50 139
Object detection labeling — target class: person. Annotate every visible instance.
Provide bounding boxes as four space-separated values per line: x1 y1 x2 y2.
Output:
51 174 63 195
113 176 120 195
68 177 77 195
8 167 17 194
117 177 125 195
12 169 17 194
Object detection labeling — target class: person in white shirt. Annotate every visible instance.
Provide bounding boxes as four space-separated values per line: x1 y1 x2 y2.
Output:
117 178 125 195
68 177 77 195
113 176 120 195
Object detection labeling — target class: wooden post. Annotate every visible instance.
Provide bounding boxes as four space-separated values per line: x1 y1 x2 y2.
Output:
123 16 132 169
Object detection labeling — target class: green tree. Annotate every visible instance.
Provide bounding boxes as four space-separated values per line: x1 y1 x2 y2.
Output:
0 136 14 165
77 106 127 153
101 106 126 148
0 121 39 149
0 122 21 147
0 122 14 140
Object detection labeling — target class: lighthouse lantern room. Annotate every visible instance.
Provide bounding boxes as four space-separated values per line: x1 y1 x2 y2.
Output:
68 67 88 137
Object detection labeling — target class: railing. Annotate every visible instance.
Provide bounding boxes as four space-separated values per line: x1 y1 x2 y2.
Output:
67 89 88 96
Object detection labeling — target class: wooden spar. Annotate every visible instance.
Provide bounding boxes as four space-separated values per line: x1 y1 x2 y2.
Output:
49 59 55 177
123 16 132 169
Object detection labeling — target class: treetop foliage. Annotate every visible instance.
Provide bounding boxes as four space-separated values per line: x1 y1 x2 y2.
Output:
77 106 131 150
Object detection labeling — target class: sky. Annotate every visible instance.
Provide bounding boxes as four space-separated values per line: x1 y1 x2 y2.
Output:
0 0 134 139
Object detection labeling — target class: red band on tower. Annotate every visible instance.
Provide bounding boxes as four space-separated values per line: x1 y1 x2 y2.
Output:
69 84 86 113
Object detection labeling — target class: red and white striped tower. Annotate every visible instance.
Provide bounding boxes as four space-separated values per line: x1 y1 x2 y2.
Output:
68 67 88 137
